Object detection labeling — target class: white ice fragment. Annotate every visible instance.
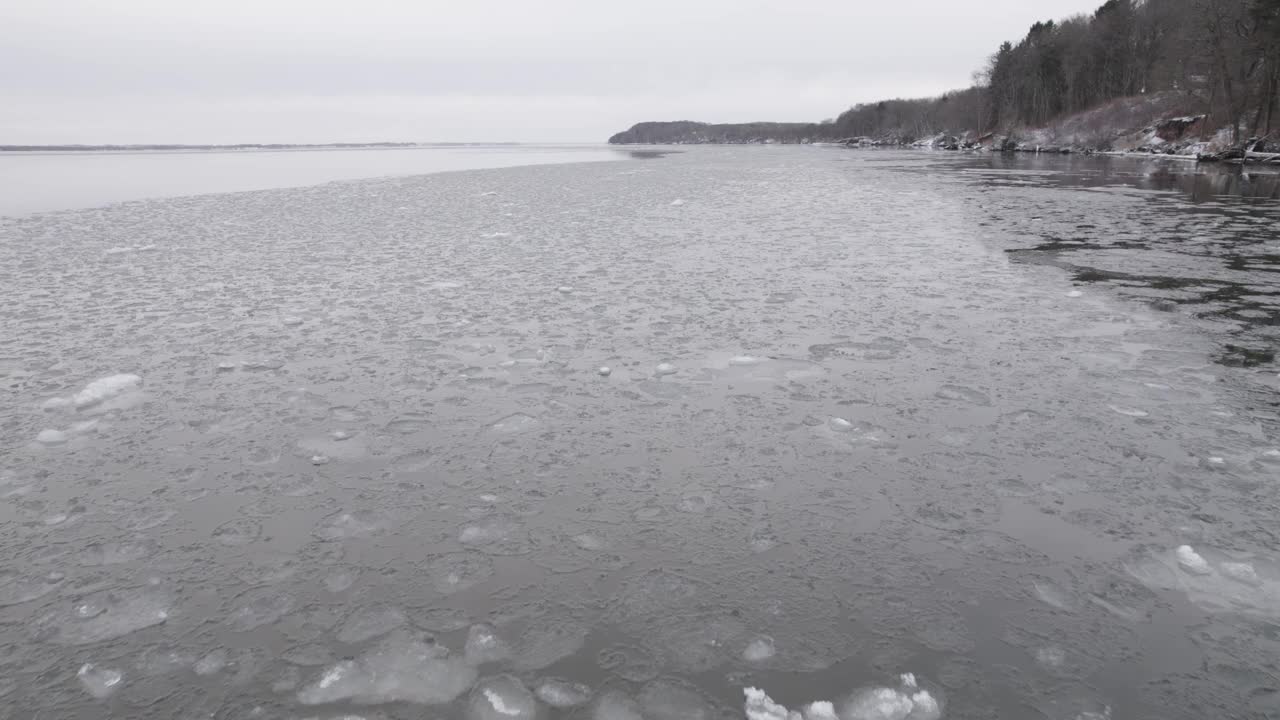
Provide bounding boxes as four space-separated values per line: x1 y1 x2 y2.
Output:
804 702 838 720
464 623 511 665
1176 545 1212 575
828 417 853 432
744 687 801 720
654 363 676 376
282 316 304 326
331 430 352 441
840 687 914 720
1066 290 1083 298
311 455 330 465
216 361 237 372
194 649 228 676
557 286 575 294
907 690 942 720
78 663 123 698
36 429 68 445
670 199 685 206
1035 646 1066 668
297 632 476 705
730 355 762 365
72 374 141 409
1207 456 1226 465
899 673 917 689
1108 405 1149 418
469 675 538 720
743 636 776 662
1221 561 1261 586
597 366 612 376
535 678 592 707
41 397 72 410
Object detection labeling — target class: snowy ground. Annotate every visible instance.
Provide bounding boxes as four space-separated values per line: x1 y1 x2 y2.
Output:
1 147 1278 719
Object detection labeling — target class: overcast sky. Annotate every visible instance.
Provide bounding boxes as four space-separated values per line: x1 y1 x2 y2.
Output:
4 0 1108 144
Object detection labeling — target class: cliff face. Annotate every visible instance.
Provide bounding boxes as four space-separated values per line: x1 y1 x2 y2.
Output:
607 121 823 145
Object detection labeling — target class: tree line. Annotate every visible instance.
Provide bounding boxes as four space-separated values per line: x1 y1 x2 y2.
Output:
610 0 1280 146
833 0 1280 144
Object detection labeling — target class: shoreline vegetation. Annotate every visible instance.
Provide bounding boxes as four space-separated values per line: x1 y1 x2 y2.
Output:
608 0 1280 164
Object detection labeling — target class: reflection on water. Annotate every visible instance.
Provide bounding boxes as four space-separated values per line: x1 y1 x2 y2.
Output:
947 154 1280 368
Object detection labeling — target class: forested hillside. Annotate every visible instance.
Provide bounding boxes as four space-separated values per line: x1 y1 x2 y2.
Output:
611 0 1280 148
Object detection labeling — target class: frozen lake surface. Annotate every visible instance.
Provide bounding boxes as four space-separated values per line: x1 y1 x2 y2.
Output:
0 144 627 217
2 147 1280 719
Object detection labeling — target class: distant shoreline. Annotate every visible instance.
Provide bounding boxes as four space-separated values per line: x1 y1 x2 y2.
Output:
0 142 523 153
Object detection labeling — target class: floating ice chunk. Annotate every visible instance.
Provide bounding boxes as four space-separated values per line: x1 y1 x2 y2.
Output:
743 636 776 662
730 355 762 365
468 675 538 720
42 587 171 645
670 198 685 206
228 592 295 631
1221 561 1261 586
0 572 60 607
488 413 540 434
216 361 237 372
1176 545 1212 575
744 687 801 720
311 454 330 465
513 620 587 670
1066 290 1083 298
282 316 304 326
840 687 915 720
78 663 123 698
829 417 853 432
40 397 72 410
425 552 494 594
315 510 387 540
557 286 575 294
338 605 407 644
908 690 942 720
1207 456 1226 465
639 679 711 720
72 374 142 409
297 631 476 705
597 366 612 376
323 569 359 593
804 702 839 720
899 673 917 689
1108 405 1149 418
654 363 677 376
535 678 591 707
36 429 68 445
594 690 644 720
465 623 511 665
1035 646 1066 668
195 649 228 676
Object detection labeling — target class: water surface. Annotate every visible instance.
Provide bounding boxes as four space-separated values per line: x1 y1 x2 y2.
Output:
2 147 1279 720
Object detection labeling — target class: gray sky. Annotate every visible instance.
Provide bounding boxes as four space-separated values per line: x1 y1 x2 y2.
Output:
4 0 1107 143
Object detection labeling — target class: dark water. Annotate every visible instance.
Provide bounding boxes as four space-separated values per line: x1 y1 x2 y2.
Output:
1 147 1279 720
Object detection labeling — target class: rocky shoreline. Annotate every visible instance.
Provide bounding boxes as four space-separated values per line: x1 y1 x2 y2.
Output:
608 114 1280 165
